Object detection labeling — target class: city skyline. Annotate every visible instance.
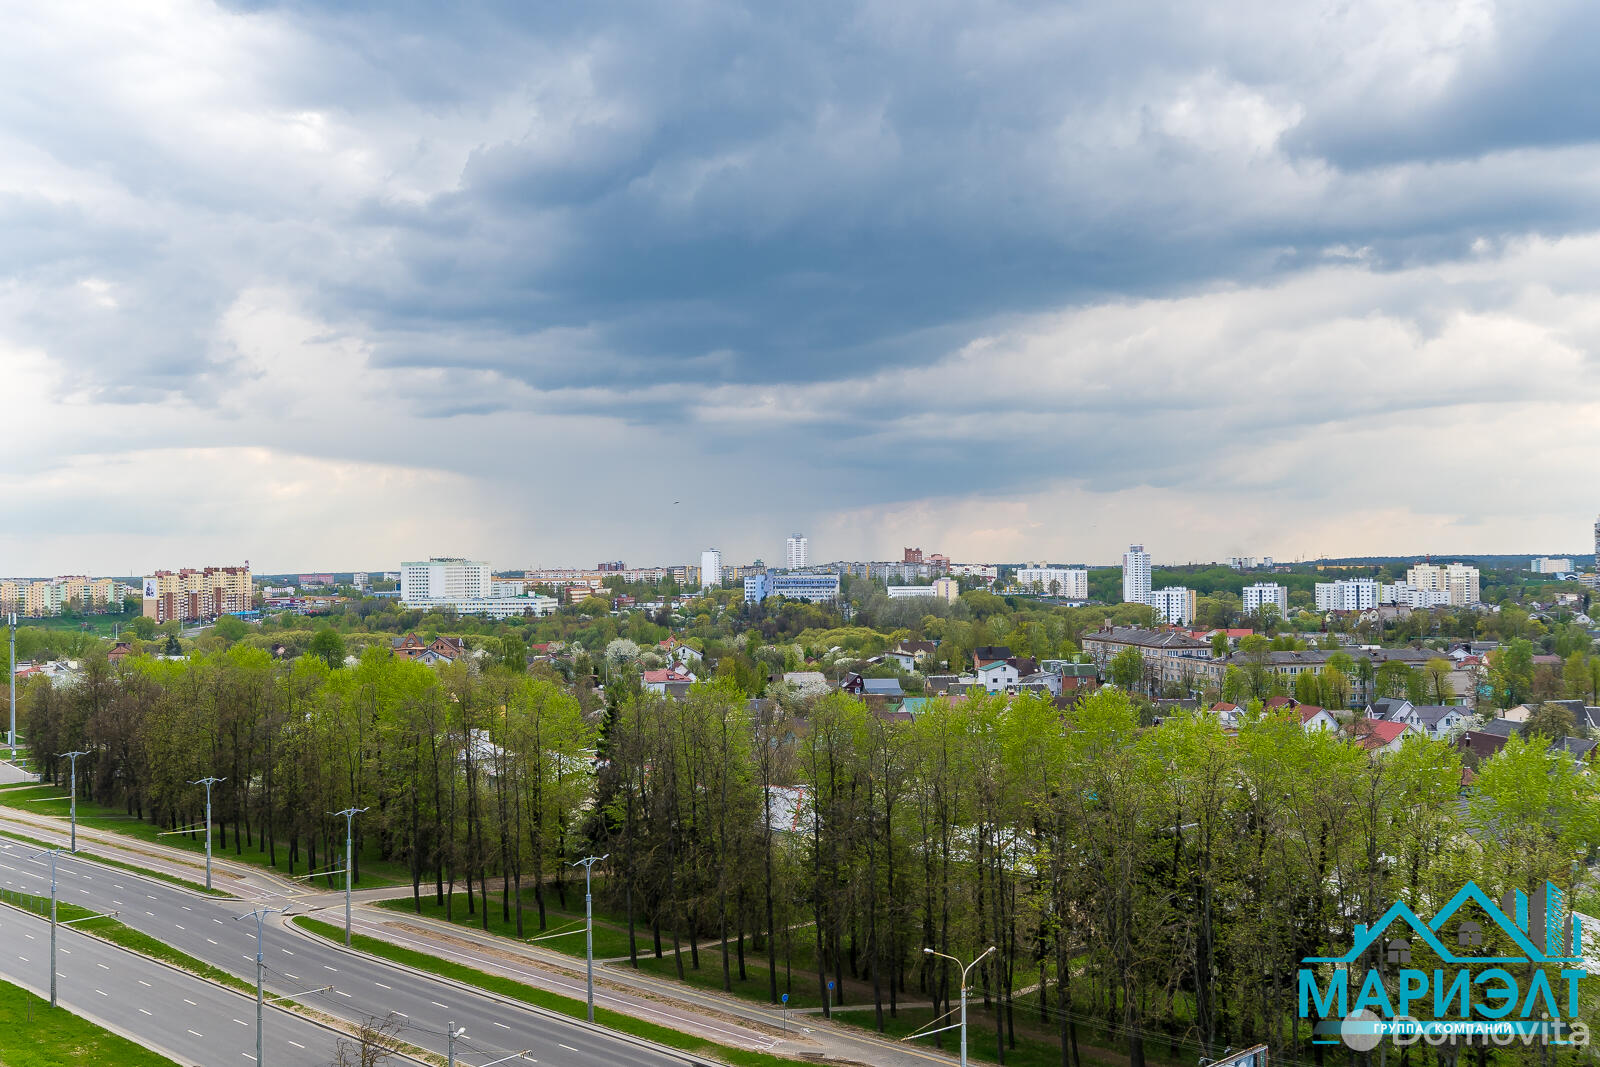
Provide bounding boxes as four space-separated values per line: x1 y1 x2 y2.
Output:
8 4 1600 572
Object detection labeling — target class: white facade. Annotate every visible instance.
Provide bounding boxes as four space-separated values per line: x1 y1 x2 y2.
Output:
1241 582 1288 617
1405 563 1480 606
700 549 723 588
1122 545 1151 604
1146 586 1196 625
1016 565 1088 599
351 572 369 588
1531 557 1573 575
1380 582 1450 608
490 578 529 596
786 535 809 570
1314 579 1377 612
401 559 492 606
886 585 939 599
405 595 557 619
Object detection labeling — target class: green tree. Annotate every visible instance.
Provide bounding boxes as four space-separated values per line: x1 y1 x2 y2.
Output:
1523 700 1578 742
309 627 346 669
1107 647 1144 691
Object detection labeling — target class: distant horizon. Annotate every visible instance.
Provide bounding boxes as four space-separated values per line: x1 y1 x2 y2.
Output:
8 549 1593 584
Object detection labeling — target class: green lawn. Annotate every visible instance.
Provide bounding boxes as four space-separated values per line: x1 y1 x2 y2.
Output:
0 784 407 889
376 887 653 960
834 1003 1200 1067
0 828 230 896
292 916 814 1067
0 977 176 1066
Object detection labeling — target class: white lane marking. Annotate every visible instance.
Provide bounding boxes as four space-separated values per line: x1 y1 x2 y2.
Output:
207 938 218 945
431 1000 446 1008
138 980 150 987
494 1021 510 1029
281 949 293 955
139 1008 152 1015
175 924 185 930
184 998 197 1006
182 905 192 911
95 989 107 996
560 1044 580 1053
234 1018 248 1026
335 990 351 998
284 972 300 980
212 918 224 925
187 1029 202 1037
374 981 390 989
96 963 108 970
288 1041 305 1050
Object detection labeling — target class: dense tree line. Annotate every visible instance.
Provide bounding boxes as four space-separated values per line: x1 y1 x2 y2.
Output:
21 645 1600 1067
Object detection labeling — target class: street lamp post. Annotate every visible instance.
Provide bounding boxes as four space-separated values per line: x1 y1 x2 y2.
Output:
7 612 15 759
48 848 59 1006
447 1021 464 1067
188 777 225 890
59 751 88 852
923 945 995 1067
329 807 368 946
237 905 291 1066
570 853 609 1022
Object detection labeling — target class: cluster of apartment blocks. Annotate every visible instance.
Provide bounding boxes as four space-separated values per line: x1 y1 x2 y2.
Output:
0 576 132 617
400 559 559 618
1311 564 1481 612
142 565 254 623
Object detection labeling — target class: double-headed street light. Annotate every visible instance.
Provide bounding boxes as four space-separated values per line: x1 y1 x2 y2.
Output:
188 777 226 890
0 842 114 1008
922 944 996 1067
570 853 609 1022
58 751 88 852
328 806 368 946
444 1022 528 1067
237 904 292 1066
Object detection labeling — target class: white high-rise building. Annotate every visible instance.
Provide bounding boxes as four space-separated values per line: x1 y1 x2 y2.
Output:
1405 563 1480 606
700 549 723 589
400 558 491 605
1122 545 1151 605
1146 586 1196 625
1241 582 1288 618
1015 565 1089 599
1314 578 1377 612
786 535 809 570
1531 557 1572 575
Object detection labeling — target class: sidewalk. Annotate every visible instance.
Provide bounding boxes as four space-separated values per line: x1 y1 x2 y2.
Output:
0 805 963 1067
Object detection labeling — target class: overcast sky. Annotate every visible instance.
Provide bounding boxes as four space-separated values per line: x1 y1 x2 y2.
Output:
4 0 1599 575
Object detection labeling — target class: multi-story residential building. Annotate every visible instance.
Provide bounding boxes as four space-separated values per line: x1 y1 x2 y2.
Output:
786 535 808 570
1315 578 1377 612
490 578 529 596
1122 545 1151 604
1241 582 1289 618
1015 565 1089 599
744 572 841 604
597 561 626 572
351 572 369 588
1380 582 1450 608
143 565 253 623
1227 557 1257 571
949 563 998 581
1146 586 1197 625
1531 557 1573 575
887 585 941 600
931 577 959 603
1082 626 1214 689
1184 646 1439 705
904 547 924 564
1405 563 1480 606
400 559 491 604
700 549 723 589
0 580 21 615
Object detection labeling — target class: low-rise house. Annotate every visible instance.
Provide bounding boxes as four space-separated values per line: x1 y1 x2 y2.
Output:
1299 705 1338 732
1349 718 1418 754
1367 700 1470 740
643 665 696 693
976 660 1020 694
1209 702 1246 728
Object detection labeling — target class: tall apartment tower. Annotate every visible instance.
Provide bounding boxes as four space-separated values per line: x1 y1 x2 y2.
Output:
1122 545 1152 604
1594 514 1599 571
700 548 723 589
786 534 809 570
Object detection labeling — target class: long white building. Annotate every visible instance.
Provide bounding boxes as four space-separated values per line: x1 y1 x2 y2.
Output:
400 559 491 604
1241 582 1288 618
1016 565 1088 599
1122 545 1151 604
1405 563 1480 606
1314 578 1377 612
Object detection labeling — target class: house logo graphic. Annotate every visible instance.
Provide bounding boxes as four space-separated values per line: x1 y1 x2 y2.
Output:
1297 881 1589 1049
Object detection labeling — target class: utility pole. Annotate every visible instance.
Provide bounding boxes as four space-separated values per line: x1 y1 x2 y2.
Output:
329 807 367 946
189 777 225 890
447 1021 464 1067
922 945 995 1067
237 905 291 1066
570 853 609 1022
59 751 88 852
7 612 15 760
48 848 58 1007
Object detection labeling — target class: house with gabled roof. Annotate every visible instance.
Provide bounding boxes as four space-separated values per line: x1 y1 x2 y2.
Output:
1348 717 1418 754
1298 705 1338 733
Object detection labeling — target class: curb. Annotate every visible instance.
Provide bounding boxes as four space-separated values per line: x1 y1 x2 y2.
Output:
284 915 720 1067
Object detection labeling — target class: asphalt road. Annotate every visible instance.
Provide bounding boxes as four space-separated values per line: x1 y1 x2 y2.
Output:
0 901 345 1066
0 843 706 1067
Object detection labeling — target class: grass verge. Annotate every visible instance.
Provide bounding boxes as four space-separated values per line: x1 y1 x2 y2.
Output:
375 890 642 959
292 916 810 1067
0 887 255 998
0 976 177 1066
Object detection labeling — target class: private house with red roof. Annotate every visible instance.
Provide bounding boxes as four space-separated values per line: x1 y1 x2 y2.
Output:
1349 717 1418 754
643 665 696 694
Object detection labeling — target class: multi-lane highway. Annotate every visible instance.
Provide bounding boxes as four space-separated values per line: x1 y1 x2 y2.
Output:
0 897 347 1065
0 840 710 1067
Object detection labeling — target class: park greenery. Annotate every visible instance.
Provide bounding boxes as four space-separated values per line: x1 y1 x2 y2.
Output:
15 629 1600 1067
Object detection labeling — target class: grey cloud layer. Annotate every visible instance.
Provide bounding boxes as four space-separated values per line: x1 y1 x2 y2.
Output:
5 0 1600 568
